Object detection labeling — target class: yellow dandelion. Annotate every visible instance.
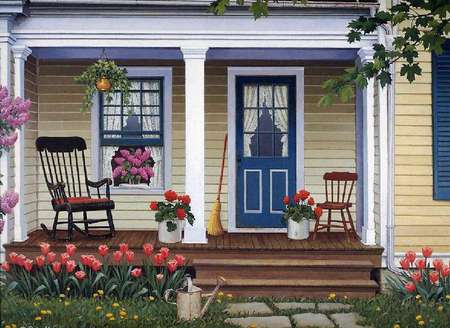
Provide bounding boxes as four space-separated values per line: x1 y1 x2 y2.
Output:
64 301 70 306
227 294 233 299
149 296 155 301
217 299 222 303
119 310 127 317
416 294 421 300
418 320 425 326
133 315 139 320
112 303 120 308
40 310 47 315
328 293 336 300
248 324 257 328
437 305 444 312
96 306 102 311
66 287 70 291
11 324 16 328
446 294 450 300
47 310 52 315
393 324 400 328
218 292 224 297
34 317 42 321
106 313 114 318
93 293 99 298
343 296 348 300
5 325 11 328
415 315 423 321
33 302 40 307
109 317 115 321
59 294 66 298
418 300 422 304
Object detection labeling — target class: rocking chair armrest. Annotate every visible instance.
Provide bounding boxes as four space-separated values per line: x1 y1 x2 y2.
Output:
87 178 112 188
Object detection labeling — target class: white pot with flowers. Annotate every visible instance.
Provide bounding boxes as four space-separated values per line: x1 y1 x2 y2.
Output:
282 189 323 240
149 190 195 243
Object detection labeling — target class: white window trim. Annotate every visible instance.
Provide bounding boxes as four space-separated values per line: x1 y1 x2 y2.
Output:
91 66 172 195
227 66 305 233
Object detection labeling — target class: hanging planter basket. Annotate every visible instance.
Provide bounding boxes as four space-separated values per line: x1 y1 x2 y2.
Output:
74 58 131 112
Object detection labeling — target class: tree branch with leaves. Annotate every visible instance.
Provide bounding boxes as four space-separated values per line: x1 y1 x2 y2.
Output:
209 0 450 106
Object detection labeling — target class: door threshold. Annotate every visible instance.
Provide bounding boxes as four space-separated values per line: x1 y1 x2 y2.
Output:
228 228 288 233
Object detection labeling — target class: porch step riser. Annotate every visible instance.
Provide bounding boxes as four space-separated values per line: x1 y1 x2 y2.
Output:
195 267 371 280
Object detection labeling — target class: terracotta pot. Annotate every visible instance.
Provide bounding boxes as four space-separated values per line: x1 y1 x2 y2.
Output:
158 220 184 243
96 77 111 91
287 218 310 240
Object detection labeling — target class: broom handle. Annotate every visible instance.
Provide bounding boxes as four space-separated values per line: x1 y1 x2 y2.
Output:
217 134 228 200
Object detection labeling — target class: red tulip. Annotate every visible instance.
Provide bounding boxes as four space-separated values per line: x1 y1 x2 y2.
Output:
65 260 76 273
156 273 164 281
143 243 153 257
131 268 142 278
441 266 450 278
283 196 289 205
429 271 440 284
80 255 93 267
405 251 416 263
0 262 10 272
167 260 178 273
411 271 421 283
415 258 426 270
98 244 109 257
176 208 186 220
125 250 135 263
119 243 128 254
113 251 122 264
149 201 158 211
16 254 26 267
9 252 18 265
23 259 33 272
174 254 185 267
35 255 46 268
40 242 51 255
404 282 416 293
400 258 410 270
75 270 86 280
433 259 444 271
46 252 56 264
153 253 164 266
91 260 102 272
422 247 432 258
60 253 70 265
52 261 62 273
160 247 169 260
314 206 323 218
298 189 310 201
66 244 77 257
307 197 315 206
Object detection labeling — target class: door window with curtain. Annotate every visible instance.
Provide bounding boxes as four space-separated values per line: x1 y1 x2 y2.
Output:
100 78 164 189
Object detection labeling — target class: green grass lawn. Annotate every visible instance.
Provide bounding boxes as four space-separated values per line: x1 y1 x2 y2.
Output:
1 292 449 328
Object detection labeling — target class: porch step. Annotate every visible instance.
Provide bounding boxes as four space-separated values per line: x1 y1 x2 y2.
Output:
193 258 374 280
194 278 379 298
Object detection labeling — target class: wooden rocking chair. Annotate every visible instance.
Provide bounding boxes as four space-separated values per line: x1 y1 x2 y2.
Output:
36 136 116 241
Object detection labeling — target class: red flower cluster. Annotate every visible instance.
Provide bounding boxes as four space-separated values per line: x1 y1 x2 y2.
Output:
164 190 178 202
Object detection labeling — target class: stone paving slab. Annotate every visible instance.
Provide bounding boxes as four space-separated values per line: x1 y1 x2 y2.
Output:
225 302 273 316
292 313 335 328
224 316 292 328
317 302 352 312
330 312 371 328
274 302 316 311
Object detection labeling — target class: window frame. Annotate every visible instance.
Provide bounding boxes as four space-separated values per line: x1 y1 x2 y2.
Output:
91 67 172 195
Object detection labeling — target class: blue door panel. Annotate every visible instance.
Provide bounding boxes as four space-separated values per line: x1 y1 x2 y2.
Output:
236 76 297 228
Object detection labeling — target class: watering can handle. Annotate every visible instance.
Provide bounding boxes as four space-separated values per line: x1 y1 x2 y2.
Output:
200 276 226 318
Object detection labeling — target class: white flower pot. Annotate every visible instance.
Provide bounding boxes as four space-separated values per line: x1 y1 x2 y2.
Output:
158 220 183 244
287 219 310 240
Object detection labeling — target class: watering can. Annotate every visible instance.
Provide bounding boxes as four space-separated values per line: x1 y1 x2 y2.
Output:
175 275 226 321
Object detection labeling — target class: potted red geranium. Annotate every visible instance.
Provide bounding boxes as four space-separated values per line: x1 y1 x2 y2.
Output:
282 189 323 240
149 190 195 243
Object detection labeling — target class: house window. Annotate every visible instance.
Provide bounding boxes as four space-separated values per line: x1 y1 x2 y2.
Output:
98 71 171 191
432 40 450 200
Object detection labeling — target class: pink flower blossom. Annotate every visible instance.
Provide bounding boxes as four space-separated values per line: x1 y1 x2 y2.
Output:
0 190 19 215
130 167 138 176
119 149 130 157
114 157 126 165
112 166 123 178
141 149 151 161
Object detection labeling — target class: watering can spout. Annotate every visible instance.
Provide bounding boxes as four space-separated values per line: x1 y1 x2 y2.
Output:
200 276 227 318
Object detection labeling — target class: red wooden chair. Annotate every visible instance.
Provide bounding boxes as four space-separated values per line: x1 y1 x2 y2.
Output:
312 172 358 241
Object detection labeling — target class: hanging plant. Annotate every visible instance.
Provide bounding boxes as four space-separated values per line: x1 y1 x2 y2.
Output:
75 59 131 112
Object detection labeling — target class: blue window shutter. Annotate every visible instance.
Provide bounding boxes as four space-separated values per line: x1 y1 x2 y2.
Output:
433 40 450 200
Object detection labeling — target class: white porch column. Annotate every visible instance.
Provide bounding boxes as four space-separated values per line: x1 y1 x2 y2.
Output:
0 17 16 257
12 45 32 242
181 47 208 244
358 47 377 245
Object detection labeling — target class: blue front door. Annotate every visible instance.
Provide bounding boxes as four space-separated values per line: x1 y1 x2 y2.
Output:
236 76 297 228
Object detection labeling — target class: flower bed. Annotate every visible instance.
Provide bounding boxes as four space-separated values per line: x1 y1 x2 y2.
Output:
1 242 188 300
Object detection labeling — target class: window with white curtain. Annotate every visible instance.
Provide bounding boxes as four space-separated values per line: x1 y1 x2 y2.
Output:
99 78 165 190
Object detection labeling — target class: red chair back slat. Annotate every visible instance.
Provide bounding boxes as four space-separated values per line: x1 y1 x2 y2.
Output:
323 172 357 204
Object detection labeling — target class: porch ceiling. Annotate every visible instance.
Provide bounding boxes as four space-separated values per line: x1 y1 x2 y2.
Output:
31 47 358 61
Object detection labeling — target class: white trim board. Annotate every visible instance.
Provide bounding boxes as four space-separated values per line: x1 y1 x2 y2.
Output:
91 66 172 194
227 66 305 233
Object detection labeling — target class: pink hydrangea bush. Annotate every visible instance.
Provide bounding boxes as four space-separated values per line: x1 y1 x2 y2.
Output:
112 148 155 184
387 247 450 302
0 85 31 233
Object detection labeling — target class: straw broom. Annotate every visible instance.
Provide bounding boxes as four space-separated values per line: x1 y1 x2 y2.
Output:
207 134 227 236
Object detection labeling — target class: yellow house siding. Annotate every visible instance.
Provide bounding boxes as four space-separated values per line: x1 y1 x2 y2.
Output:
34 60 356 231
395 51 450 253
